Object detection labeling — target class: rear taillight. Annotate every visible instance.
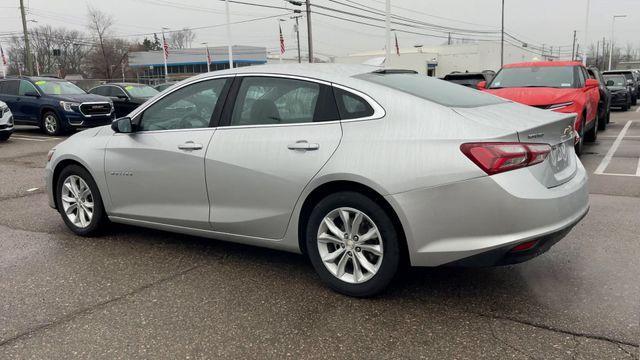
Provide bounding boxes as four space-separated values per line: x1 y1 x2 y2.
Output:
460 142 551 175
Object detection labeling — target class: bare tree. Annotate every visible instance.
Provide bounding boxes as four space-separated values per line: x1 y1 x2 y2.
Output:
168 28 196 49
87 6 115 79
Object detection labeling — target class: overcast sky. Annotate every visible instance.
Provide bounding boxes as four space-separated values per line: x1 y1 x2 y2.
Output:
1 0 639 58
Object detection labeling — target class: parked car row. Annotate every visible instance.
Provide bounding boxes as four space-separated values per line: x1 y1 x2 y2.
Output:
0 76 168 136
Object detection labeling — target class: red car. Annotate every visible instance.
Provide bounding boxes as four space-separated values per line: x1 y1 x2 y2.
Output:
478 61 600 155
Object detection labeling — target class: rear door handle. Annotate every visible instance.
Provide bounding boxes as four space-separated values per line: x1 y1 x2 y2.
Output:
178 141 203 151
287 140 319 151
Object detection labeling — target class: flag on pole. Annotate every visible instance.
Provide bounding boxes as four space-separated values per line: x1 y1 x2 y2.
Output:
394 32 400 56
162 33 170 60
279 24 286 55
206 47 212 64
0 42 7 66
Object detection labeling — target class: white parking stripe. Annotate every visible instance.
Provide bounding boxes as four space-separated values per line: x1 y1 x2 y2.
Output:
594 120 633 175
636 157 640 177
636 106 640 112
11 136 48 142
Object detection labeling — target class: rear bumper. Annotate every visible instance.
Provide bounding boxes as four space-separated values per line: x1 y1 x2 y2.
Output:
386 159 589 267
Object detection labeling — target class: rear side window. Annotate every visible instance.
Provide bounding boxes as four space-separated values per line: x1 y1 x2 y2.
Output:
0 80 19 95
18 80 38 96
333 87 374 119
356 73 505 108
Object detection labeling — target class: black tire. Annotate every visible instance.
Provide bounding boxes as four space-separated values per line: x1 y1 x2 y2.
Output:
574 118 585 156
633 95 638 106
622 102 629 111
606 109 611 123
305 191 401 297
41 110 64 136
56 165 107 236
585 113 598 142
0 132 10 141
598 110 607 131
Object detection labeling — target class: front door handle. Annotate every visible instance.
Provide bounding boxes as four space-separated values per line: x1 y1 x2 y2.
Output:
178 141 203 151
287 140 320 151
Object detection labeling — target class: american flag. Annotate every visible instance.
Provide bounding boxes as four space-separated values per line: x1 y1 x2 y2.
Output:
206 47 212 65
279 24 285 55
395 32 400 56
162 33 170 60
0 42 7 66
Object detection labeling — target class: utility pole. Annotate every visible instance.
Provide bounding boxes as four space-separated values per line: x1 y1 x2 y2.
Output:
447 32 452 45
571 30 577 61
501 0 505 67
19 0 32 75
225 0 233 68
306 0 314 63
602 37 606 70
542 44 546 59
595 40 600 69
291 13 302 63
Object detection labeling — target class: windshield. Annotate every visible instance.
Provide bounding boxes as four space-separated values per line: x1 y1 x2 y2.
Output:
356 73 505 108
34 80 86 95
124 85 159 98
604 75 627 87
605 72 633 81
489 66 578 89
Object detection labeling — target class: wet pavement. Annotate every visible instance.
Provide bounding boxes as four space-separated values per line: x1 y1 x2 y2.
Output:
0 112 638 359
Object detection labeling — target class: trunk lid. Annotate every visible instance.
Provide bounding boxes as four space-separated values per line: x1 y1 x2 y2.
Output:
453 102 577 188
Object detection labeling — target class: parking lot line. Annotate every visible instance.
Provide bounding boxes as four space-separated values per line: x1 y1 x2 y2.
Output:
11 135 60 142
594 120 635 176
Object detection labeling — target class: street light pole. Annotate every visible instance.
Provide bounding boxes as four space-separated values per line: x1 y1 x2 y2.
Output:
202 42 211 72
583 0 591 65
501 0 505 67
385 0 391 66
609 15 627 71
225 0 233 68
291 14 302 64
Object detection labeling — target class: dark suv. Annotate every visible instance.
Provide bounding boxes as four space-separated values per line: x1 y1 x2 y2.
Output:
0 76 114 135
602 70 638 106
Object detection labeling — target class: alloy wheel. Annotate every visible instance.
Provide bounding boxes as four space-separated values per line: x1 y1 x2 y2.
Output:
61 175 94 228
44 114 58 134
317 207 384 284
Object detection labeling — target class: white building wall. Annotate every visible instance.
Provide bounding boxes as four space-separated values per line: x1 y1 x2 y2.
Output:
334 42 542 77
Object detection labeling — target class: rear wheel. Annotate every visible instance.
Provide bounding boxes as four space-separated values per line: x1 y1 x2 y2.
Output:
585 113 598 142
0 132 10 141
56 165 107 236
41 111 63 136
598 109 607 131
305 191 401 297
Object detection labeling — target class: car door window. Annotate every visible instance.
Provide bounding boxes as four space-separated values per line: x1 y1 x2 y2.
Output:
109 86 126 98
1 80 19 95
18 81 38 96
231 77 321 126
139 79 228 131
92 86 109 96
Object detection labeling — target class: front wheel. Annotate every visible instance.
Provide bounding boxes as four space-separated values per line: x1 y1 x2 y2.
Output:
56 165 107 236
0 132 10 141
306 192 401 297
41 111 64 136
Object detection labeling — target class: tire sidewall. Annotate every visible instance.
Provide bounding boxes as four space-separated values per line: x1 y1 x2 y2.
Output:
305 192 401 297
56 165 105 236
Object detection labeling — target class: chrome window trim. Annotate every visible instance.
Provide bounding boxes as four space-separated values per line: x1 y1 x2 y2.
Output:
126 72 386 133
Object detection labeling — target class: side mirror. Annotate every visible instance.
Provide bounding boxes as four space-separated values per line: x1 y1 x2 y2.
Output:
585 78 599 89
24 91 40 97
477 81 487 90
117 94 128 100
606 80 615 87
111 117 133 133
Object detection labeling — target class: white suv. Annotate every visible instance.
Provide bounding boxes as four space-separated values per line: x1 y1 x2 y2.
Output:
0 100 13 141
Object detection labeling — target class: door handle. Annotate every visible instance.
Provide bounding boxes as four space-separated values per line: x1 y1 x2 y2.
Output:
178 141 203 151
287 140 319 151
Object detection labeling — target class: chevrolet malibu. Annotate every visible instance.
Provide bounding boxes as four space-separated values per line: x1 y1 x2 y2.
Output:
45 64 589 297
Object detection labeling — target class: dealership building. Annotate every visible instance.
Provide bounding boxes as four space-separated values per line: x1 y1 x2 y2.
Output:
129 45 267 83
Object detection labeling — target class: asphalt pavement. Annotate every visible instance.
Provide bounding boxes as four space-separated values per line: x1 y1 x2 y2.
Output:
0 111 638 359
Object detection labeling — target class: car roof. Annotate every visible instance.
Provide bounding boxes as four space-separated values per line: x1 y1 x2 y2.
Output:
189 63 382 85
104 82 148 87
503 61 582 68
603 70 633 73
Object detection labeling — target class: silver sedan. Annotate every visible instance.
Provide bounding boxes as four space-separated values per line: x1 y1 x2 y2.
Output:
45 64 589 297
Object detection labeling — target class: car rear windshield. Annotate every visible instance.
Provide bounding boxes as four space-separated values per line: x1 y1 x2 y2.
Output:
35 80 86 95
605 72 633 81
124 85 159 98
604 75 627 87
355 73 505 108
489 66 578 89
